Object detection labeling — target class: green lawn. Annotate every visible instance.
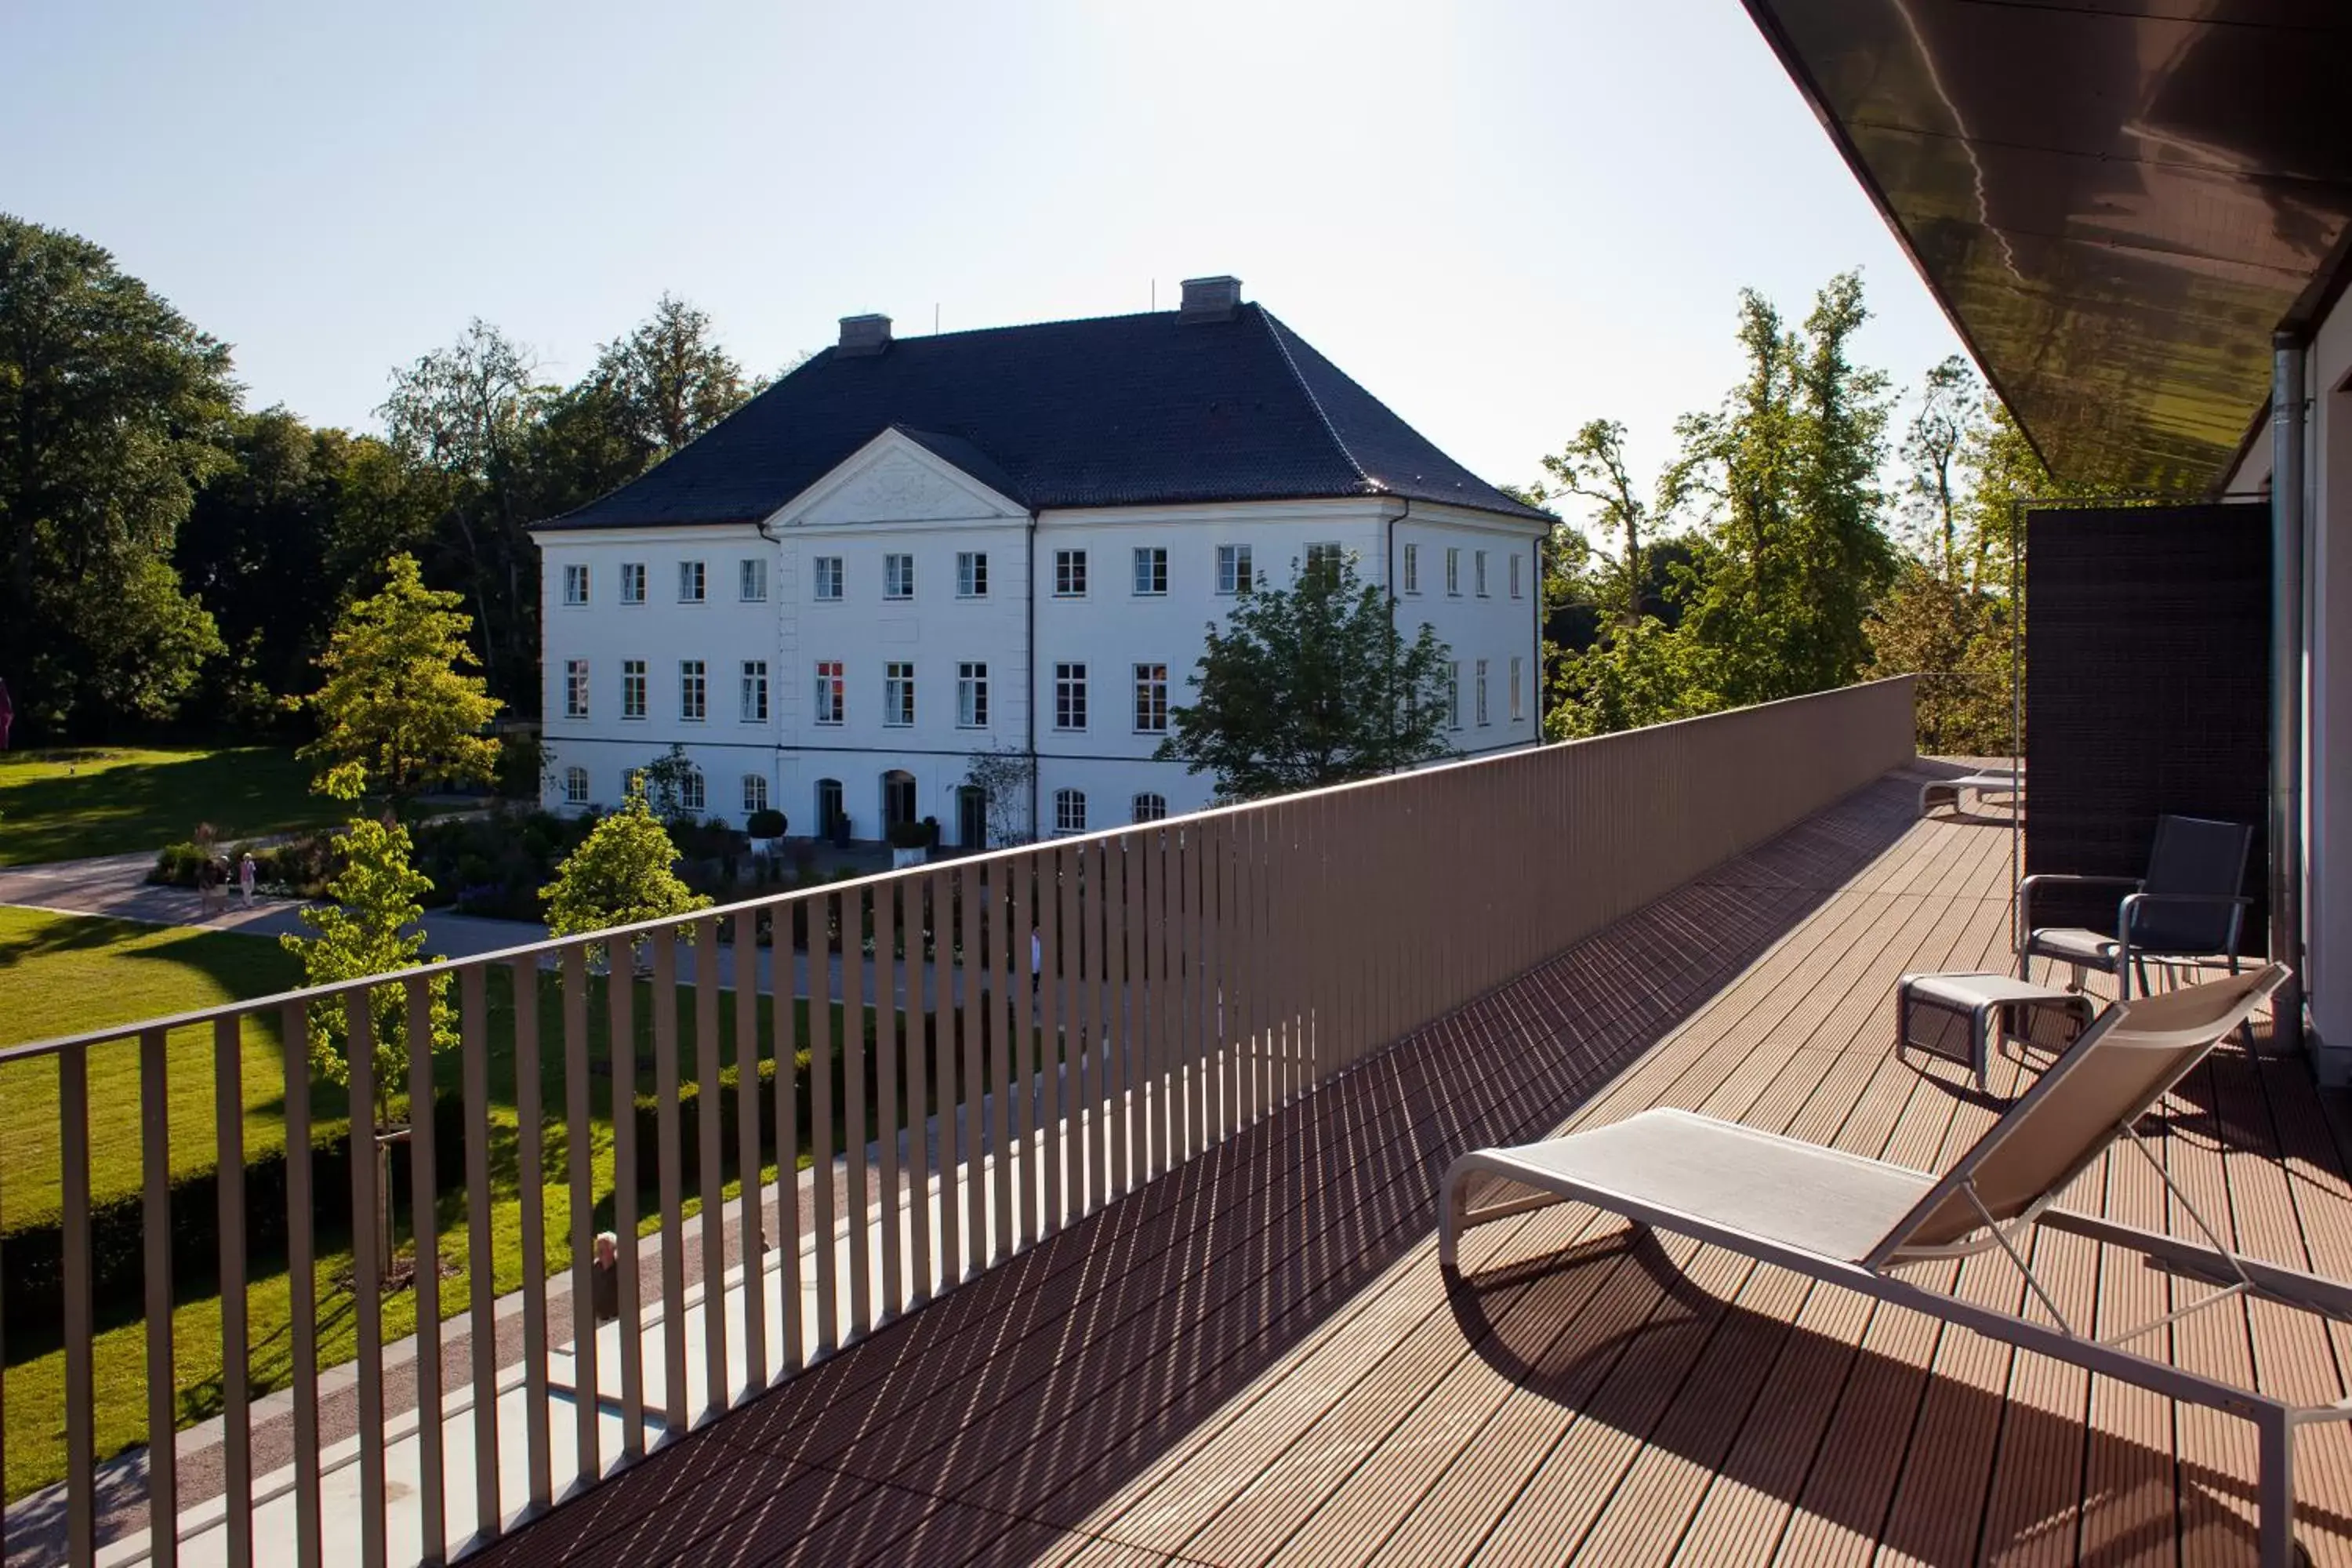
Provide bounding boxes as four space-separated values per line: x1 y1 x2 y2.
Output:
0 907 959 1502
0 745 336 866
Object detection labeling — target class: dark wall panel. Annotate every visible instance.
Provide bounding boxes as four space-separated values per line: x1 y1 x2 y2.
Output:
2024 503 2269 949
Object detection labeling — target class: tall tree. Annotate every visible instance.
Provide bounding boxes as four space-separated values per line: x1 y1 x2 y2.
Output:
303 552 503 802
0 214 234 736
1900 354 1979 582
591 293 747 458
1670 271 1896 708
1156 553 1454 800
1538 419 1680 626
380 319 539 700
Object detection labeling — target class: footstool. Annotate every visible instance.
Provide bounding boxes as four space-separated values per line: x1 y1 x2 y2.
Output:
1895 971 2096 1091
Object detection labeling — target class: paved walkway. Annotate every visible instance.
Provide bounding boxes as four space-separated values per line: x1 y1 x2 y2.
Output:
0 852 967 1009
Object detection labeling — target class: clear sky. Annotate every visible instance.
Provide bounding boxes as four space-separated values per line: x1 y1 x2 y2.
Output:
2 0 1967 520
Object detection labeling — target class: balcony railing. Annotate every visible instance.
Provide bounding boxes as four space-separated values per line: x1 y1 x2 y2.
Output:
0 677 1914 1567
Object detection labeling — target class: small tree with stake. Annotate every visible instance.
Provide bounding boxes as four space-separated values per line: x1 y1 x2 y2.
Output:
1156 551 1454 801
541 794 712 974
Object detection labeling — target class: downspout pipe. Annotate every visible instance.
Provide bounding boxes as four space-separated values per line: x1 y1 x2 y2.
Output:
2270 330 2308 1056
1026 508 1040 840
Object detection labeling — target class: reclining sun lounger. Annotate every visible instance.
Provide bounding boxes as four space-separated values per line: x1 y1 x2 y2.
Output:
1919 768 2019 817
1439 966 2338 1566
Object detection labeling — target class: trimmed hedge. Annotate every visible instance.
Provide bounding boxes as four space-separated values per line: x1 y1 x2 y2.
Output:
0 1096 471 1348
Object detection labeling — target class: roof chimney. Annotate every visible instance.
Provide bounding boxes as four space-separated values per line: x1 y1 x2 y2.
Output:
1178 275 1242 323
837 314 892 355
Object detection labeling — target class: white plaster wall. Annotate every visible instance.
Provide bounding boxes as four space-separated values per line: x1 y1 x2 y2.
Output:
539 523 782 821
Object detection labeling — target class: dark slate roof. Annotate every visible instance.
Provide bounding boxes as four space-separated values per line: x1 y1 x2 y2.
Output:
532 303 1551 531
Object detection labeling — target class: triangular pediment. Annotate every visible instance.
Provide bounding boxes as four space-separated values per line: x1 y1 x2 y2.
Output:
768 428 1026 528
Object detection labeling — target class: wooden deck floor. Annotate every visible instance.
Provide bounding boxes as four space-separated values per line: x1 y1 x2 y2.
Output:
472 771 2352 1566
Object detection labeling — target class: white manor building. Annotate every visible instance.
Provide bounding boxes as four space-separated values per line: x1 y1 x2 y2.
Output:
530 277 1550 847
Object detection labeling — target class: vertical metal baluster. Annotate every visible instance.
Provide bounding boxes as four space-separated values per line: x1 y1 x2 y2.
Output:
810 895 839 1350
851 888 880 1345
1009 857 1035 1251
959 865 984 1263
347 995 387 1568
1056 845 1080 1225
695 921 727 1413
136 1029 177 1568
405 980 444 1562
459 968 499 1541
1036 849 1063 1241
905 878 932 1305
561 946 599 1484
772 923 805 1371
734 910 768 1392
214 1017 252 1567
876 884 902 1317
604 947 644 1452
281 1000 325 1563
60 1041 96 1566
508 960 552 1512
1194 819 1216 1155
1115 841 1134 1194
988 860 1016 1260
1246 808 1269 1127
652 935 688 1432
1157 826 1178 1178
1136 833 1160 1185
842 888 870 1335
1080 844 1103 1216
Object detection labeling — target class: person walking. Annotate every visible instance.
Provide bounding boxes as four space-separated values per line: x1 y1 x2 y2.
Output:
238 851 258 909
197 855 222 917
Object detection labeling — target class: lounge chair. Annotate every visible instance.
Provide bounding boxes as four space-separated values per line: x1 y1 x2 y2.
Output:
2018 813 2255 998
1439 966 2336 1566
1919 768 2019 818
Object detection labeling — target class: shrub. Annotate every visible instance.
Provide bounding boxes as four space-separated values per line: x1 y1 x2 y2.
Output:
746 808 787 840
151 842 210 887
885 819 931 851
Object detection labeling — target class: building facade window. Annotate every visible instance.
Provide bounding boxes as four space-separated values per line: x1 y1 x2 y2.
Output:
1133 662 1168 733
564 659 590 718
1132 792 1167 824
816 778 844 833
1508 553 1523 599
1054 788 1087 836
740 660 768 723
740 557 768 602
957 662 989 728
884 553 915 600
620 562 647 604
1054 549 1087 597
1475 658 1490 725
680 660 707 721
815 660 844 724
1305 541 1345 580
679 560 706 602
680 768 706 814
1511 655 1525 720
1447 662 1461 729
1133 546 1167 596
1054 662 1087 730
1217 543 1253 594
957 551 988 598
624 767 646 799
742 774 768 815
1403 543 1420 594
1446 548 1461 596
814 556 844 601
621 659 648 720
563 766 590 805
884 661 915 726
1475 550 1489 597
562 564 590 605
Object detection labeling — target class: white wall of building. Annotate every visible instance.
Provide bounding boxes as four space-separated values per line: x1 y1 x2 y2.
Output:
536 431 1546 849
2225 289 2351 1080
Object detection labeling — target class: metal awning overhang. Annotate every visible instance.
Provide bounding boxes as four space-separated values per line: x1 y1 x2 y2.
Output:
1739 0 2352 493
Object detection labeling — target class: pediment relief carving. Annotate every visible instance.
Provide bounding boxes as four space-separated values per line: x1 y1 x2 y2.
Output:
788 440 1021 527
